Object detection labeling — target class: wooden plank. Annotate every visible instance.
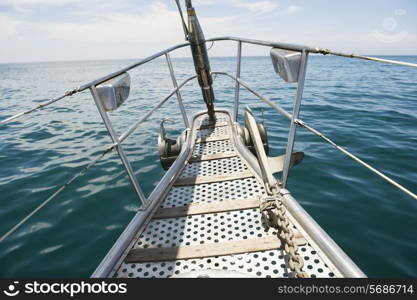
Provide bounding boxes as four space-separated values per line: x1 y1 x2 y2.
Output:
198 122 228 129
126 235 307 263
127 236 280 263
174 171 254 186
153 197 260 219
189 152 237 162
195 135 229 143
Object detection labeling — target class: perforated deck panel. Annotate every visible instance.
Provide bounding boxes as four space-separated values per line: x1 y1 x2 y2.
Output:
114 112 340 278
162 177 265 208
196 126 229 139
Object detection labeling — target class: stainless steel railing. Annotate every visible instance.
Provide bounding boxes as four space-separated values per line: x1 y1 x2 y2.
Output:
211 72 417 201
87 73 196 207
1 36 416 245
210 37 417 193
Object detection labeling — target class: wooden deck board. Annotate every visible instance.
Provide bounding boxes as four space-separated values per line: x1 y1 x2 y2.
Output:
154 197 260 219
174 171 254 186
189 152 237 162
198 122 228 129
127 235 306 263
195 135 229 143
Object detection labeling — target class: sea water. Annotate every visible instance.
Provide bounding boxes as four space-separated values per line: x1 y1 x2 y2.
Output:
0 55 416 277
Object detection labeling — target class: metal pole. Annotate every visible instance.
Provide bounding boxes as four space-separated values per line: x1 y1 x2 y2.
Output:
281 50 309 188
233 41 242 122
185 1 216 120
89 86 147 206
165 53 190 128
118 75 196 143
212 72 292 120
92 125 193 278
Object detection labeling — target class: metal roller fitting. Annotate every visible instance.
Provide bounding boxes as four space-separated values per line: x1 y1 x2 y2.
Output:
238 120 269 156
158 119 186 170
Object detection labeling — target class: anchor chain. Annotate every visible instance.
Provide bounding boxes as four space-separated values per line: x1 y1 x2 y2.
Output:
260 195 309 278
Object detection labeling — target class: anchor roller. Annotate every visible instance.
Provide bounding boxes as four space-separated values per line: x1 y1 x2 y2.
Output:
158 119 186 170
243 107 304 177
238 109 269 156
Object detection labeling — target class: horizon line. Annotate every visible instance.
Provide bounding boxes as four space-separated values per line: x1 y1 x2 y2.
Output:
1 54 416 65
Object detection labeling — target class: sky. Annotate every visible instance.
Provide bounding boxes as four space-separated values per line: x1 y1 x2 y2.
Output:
0 0 416 63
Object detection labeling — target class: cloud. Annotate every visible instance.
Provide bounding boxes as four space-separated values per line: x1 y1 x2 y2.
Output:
0 0 82 5
193 0 218 5
193 0 278 14
40 2 184 43
232 0 278 15
1 0 415 62
283 5 301 15
0 13 21 37
2 2 240 43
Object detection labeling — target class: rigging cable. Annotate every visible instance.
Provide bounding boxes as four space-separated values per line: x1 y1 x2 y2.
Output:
295 119 417 201
207 41 214 51
174 0 189 40
0 75 199 243
0 88 79 126
212 72 417 202
0 143 117 243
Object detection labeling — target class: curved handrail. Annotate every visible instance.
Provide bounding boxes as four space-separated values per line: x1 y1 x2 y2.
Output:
212 71 417 201
1 36 416 245
0 41 190 126
0 75 199 243
3 36 416 127
78 42 191 90
207 36 417 68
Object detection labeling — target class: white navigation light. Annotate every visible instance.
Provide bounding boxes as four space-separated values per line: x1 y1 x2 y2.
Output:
270 48 301 83
96 72 131 111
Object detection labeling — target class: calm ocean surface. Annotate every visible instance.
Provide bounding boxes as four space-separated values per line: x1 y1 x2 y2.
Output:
0 55 416 277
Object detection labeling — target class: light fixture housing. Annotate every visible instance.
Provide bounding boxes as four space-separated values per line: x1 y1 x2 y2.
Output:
270 48 301 83
96 72 131 111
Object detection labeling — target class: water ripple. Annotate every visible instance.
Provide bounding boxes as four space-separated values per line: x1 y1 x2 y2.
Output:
0 56 416 277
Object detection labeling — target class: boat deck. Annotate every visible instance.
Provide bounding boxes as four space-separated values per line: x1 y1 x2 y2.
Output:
114 111 341 278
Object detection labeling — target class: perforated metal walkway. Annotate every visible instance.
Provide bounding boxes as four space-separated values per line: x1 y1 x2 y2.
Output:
114 112 340 278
